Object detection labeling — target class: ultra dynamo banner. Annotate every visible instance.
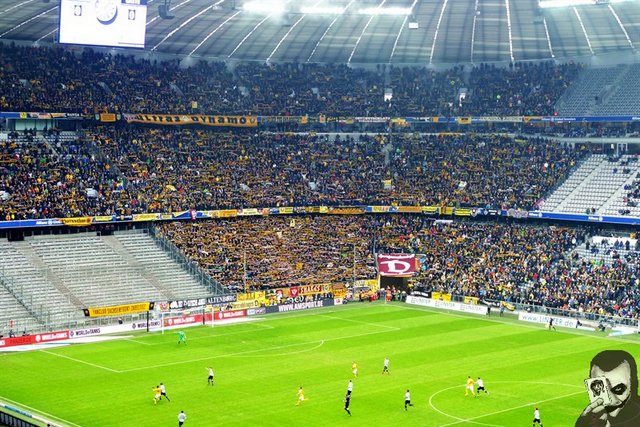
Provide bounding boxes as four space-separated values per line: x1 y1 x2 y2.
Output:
123 113 258 127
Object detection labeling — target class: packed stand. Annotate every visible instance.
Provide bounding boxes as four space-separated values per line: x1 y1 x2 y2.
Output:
0 43 579 117
159 215 640 320
156 216 379 291
89 129 585 215
376 218 640 319
465 62 581 116
0 129 130 220
0 128 587 219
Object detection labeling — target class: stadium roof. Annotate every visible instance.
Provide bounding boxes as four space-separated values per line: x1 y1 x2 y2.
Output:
0 0 639 64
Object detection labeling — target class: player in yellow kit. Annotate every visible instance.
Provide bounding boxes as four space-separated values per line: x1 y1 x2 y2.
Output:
152 385 162 405
465 376 476 397
352 361 358 378
296 386 305 406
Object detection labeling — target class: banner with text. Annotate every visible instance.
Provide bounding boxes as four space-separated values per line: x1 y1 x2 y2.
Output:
406 295 488 315
266 298 335 314
518 312 578 328
123 113 258 127
0 330 70 348
83 301 154 317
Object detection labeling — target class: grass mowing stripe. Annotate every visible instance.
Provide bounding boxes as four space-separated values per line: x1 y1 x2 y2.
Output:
392 302 640 345
317 313 401 330
123 321 275 346
39 350 120 373
1 302 636 426
119 327 399 372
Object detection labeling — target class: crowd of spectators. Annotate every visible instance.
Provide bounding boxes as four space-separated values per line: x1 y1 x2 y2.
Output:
0 128 587 219
466 62 579 116
157 216 378 292
0 129 577 219
0 43 580 117
0 129 125 221
3 42 638 322
158 215 640 320
377 218 640 319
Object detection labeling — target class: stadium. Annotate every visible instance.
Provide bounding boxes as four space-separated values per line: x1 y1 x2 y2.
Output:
1 0 640 426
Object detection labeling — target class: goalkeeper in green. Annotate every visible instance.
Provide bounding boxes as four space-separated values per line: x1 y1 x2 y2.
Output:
177 331 187 345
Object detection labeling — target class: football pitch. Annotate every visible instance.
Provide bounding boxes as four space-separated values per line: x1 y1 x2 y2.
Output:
2 302 640 427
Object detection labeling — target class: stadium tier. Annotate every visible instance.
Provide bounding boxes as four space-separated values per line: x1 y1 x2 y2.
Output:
2 3 640 426
0 44 582 116
3 215 640 335
1 129 587 220
540 153 640 215
557 64 640 117
0 231 218 333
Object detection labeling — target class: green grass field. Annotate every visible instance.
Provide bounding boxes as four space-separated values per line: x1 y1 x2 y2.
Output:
1 301 640 426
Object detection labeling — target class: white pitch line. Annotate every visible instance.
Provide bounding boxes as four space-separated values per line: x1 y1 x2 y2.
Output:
40 350 120 373
119 327 398 372
124 338 153 346
120 340 321 372
390 303 640 345
0 394 82 427
127 322 275 346
434 386 584 427
230 340 325 358
429 380 583 427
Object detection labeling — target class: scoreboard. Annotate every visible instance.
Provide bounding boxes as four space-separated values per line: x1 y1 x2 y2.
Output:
59 0 148 48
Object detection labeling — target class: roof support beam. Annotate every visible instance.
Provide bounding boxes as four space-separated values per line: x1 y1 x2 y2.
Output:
543 17 555 58
470 0 479 63
152 3 215 51
307 1 356 63
573 6 594 55
505 0 515 62
189 9 241 56
430 0 449 65
389 0 418 63
608 4 635 50
0 6 57 38
148 0 192 26
348 0 387 64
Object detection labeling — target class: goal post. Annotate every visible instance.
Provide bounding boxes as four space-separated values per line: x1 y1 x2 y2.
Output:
205 304 216 328
158 307 206 334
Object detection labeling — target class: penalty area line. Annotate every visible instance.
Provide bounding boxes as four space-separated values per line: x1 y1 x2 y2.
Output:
40 350 121 373
119 327 397 372
430 384 583 427
125 321 275 347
